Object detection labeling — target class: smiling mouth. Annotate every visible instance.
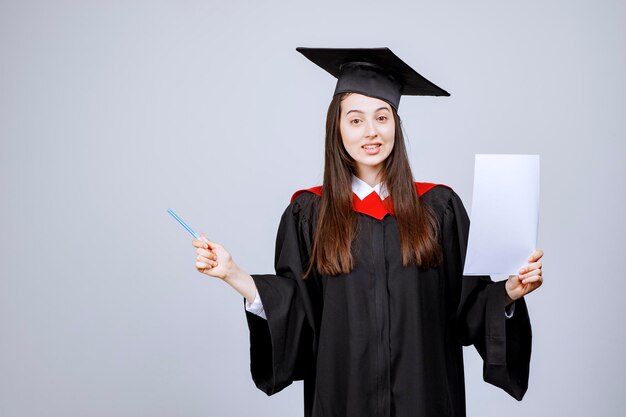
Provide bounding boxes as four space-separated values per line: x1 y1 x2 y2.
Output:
362 144 381 150
362 143 382 155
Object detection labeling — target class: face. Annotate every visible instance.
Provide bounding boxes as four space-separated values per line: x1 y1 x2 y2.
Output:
339 93 395 181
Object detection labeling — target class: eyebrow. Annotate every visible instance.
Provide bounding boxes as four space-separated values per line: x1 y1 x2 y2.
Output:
345 106 391 116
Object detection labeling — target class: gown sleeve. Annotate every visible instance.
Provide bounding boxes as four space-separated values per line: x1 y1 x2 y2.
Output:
442 190 532 401
244 199 316 396
245 291 266 319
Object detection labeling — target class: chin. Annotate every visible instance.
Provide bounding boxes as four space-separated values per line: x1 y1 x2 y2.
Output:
362 154 390 167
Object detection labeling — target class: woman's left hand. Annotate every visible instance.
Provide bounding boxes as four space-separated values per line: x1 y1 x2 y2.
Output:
505 249 544 304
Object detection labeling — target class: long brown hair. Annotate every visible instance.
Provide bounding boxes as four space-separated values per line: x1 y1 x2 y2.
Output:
306 93 442 277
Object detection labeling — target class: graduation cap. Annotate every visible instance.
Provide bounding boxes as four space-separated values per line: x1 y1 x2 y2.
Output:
296 47 450 110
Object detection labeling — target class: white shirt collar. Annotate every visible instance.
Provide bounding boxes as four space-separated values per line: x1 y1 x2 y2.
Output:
351 174 389 200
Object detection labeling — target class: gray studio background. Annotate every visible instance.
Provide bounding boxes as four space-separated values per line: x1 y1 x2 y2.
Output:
1 0 625 416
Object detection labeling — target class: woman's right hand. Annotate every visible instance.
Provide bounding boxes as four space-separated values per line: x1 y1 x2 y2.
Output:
192 233 234 280
192 233 258 303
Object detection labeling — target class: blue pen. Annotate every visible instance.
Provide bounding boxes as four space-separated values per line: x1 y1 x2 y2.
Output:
167 208 200 239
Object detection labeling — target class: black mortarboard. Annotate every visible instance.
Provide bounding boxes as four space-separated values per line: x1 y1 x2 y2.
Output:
296 47 450 110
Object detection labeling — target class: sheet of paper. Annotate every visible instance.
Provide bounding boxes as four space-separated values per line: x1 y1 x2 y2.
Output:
463 154 540 276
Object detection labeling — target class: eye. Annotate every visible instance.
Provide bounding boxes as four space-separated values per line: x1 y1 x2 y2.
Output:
350 119 362 125
377 115 388 122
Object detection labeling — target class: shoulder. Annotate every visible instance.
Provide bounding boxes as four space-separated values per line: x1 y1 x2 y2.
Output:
415 181 453 203
416 182 464 217
291 185 323 203
415 181 448 197
284 185 322 221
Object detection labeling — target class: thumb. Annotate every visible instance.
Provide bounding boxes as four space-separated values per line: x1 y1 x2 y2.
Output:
200 233 218 249
508 274 522 285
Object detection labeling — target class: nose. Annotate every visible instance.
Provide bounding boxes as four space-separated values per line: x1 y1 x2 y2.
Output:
365 120 378 139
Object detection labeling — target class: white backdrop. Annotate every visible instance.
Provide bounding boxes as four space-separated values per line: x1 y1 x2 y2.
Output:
1 0 625 416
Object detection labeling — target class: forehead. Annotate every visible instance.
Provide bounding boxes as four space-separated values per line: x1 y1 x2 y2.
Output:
340 93 392 113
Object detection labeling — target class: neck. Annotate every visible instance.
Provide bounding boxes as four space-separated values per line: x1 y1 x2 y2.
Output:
355 165 383 187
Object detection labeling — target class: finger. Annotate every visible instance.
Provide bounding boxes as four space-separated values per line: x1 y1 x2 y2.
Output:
196 248 216 260
196 260 218 270
522 274 544 285
198 233 214 249
192 239 209 249
520 268 541 280
200 233 221 250
200 233 212 246
519 261 542 275
197 255 218 266
197 254 212 263
528 249 544 262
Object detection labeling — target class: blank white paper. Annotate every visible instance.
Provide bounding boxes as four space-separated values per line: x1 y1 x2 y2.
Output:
463 154 540 276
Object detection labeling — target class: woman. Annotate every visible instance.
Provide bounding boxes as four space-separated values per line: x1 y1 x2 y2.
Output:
192 48 543 417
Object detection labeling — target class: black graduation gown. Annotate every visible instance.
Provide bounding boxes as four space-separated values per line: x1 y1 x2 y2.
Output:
245 184 532 417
